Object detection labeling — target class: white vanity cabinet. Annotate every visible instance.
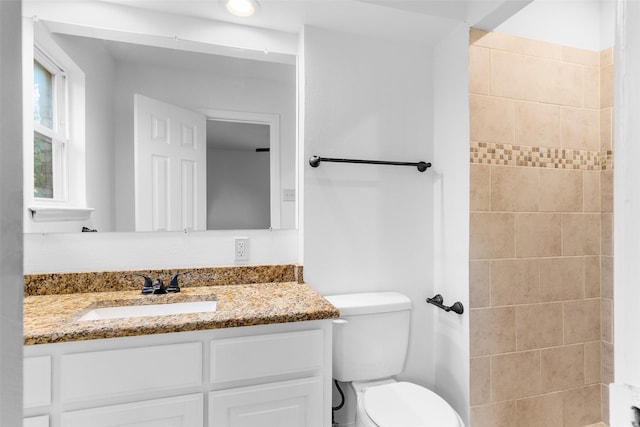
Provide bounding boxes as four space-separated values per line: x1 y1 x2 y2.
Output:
23 320 332 427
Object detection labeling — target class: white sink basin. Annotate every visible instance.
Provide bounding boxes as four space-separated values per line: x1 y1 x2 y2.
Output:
78 300 217 321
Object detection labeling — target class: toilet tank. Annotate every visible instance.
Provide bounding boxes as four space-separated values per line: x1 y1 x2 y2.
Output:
324 292 412 382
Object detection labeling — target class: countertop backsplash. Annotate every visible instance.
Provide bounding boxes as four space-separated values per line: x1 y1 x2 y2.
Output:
25 264 304 296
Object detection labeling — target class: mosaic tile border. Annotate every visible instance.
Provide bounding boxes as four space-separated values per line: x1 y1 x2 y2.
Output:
470 142 613 170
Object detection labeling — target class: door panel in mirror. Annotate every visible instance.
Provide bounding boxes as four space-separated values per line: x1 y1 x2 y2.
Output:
134 94 207 232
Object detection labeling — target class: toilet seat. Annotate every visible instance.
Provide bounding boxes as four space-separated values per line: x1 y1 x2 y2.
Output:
363 382 461 427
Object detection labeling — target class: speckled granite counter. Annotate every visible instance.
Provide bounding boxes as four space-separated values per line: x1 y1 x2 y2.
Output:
25 264 304 296
24 265 339 345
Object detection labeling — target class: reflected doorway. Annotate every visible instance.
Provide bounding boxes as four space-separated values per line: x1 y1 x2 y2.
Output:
206 119 272 230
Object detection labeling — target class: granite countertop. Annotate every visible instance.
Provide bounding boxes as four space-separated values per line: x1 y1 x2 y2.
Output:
24 281 340 345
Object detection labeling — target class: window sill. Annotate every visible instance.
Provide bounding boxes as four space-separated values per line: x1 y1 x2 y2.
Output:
28 207 95 222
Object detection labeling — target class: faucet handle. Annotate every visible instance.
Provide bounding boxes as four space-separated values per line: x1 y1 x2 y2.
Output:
167 271 190 293
133 274 154 294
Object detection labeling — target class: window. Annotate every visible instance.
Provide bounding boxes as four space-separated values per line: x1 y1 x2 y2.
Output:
33 48 67 201
25 23 90 232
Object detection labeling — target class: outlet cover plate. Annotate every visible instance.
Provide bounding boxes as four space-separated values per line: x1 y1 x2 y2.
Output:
234 237 249 262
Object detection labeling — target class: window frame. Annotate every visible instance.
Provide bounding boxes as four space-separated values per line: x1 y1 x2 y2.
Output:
33 46 69 202
24 20 89 233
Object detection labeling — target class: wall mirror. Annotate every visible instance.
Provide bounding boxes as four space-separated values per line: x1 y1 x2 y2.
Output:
23 6 297 234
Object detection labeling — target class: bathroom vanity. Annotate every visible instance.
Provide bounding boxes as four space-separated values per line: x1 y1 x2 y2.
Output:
23 265 339 427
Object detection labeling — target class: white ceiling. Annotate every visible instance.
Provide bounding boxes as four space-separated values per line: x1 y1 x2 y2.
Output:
101 0 531 45
92 35 296 82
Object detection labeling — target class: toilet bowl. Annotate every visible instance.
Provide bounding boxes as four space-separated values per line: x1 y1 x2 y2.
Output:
325 292 465 427
352 380 464 427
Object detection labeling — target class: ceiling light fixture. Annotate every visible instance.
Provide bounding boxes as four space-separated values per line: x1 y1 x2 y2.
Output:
224 0 260 17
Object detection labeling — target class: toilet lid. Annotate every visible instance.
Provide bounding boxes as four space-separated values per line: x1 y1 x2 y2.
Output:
364 382 460 427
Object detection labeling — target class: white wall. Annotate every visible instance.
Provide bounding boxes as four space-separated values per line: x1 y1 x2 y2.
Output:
207 148 270 230
24 229 297 273
0 0 24 424
613 0 640 391
301 24 435 394
432 23 471 425
53 34 116 232
495 0 616 50
601 0 617 48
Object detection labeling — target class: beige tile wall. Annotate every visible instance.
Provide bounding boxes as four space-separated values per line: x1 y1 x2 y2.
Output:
469 29 614 427
600 46 615 425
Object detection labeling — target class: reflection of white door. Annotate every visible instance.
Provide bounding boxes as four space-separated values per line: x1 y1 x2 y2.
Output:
134 94 206 231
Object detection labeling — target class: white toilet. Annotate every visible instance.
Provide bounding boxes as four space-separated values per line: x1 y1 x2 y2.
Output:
325 292 465 427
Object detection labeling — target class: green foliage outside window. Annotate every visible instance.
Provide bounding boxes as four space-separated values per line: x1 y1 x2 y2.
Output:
34 132 53 198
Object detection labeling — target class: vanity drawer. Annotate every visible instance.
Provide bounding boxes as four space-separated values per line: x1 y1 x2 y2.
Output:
24 356 51 409
210 330 324 385
61 342 202 403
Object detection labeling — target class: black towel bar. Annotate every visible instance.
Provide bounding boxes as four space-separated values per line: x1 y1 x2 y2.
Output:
309 155 431 172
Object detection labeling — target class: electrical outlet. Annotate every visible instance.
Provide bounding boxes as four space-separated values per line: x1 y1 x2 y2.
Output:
234 237 249 262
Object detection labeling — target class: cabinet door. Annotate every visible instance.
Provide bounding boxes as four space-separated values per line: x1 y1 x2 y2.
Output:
24 356 51 408
61 394 203 427
209 377 323 427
